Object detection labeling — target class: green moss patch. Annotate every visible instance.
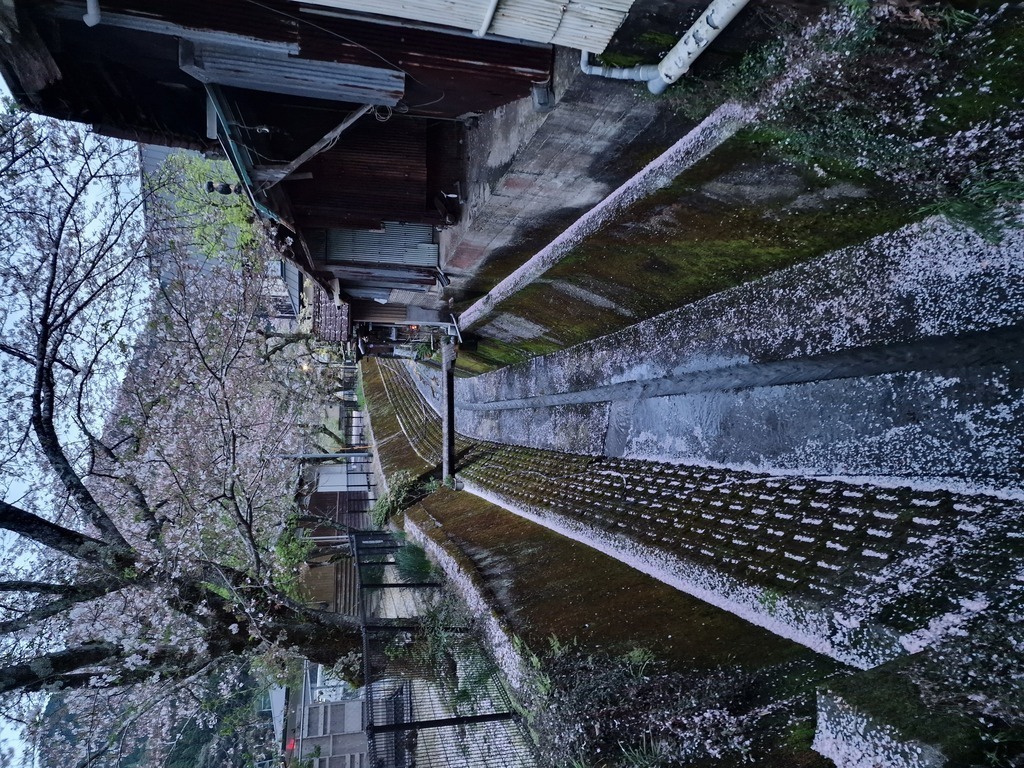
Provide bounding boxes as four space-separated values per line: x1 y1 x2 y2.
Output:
411 489 832 671
456 335 562 374
479 140 914 357
360 358 434 479
826 656 991 764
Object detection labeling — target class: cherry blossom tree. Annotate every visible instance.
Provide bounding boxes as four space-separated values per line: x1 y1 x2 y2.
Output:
0 114 357 767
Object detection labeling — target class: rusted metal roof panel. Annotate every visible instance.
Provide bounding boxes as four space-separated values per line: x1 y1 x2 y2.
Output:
286 119 431 229
322 223 438 268
81 0 297 44
296 0 635 52
349 301 410 324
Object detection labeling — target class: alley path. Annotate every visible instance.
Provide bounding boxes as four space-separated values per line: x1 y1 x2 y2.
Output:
369 212 1024 755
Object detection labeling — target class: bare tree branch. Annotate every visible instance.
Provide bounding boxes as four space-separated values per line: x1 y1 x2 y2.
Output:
0 499 131 567
0 577 126 635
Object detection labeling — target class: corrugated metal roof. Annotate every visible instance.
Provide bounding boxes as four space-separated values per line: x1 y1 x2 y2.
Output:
185 40 403 105
342 287 389 301
325 263 437 288
286 119 431 229
307 223 439 292
325 222 438 268
296 0 636 52
299 0 480 41
495 0 637 51
139 143 185 176
295 14 551 117
349 301 409 324
92 0 297 45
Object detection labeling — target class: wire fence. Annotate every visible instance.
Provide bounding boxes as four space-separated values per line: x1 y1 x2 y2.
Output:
352 532 537 768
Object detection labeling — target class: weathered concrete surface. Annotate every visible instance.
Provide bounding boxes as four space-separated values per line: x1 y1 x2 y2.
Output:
813 692 948 768
451 216 1024 494
430 0 817 304
457 102 753 330
383 0 826 325
377 355 1024 671
440 54 679 294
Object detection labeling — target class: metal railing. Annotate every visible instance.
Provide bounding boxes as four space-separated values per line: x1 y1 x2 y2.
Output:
351 532 536 768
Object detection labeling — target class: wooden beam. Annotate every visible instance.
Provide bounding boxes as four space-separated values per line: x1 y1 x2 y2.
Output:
257 106 372 190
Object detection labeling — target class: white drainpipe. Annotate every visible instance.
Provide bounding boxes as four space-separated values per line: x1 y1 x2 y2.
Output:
580 52 660 82
82 0 102 26
649 0 751 93
580 0 752 94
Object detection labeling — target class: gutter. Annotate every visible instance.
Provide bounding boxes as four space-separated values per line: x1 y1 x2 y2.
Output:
580 0 752 94
83 0 102 26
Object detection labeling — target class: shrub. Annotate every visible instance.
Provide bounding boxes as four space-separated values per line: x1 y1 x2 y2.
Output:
394 542 435 584
370 470 419 527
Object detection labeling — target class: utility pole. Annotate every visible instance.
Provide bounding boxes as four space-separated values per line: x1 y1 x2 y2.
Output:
441 340 456 481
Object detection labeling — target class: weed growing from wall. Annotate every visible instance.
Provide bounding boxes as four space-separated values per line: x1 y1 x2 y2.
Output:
393 540 437 583
369 470 421 527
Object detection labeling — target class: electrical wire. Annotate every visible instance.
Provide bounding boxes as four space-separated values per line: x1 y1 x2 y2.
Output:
251 105 366 193
248 146 293 165
230 120 272 132
240 0 446 108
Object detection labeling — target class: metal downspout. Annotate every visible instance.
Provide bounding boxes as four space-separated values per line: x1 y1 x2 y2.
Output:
579 0 752 94
83 0 102 26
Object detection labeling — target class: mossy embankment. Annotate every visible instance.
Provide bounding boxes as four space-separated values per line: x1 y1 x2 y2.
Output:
407 488 824 671
361 356 434 481
364 351 1024 764
458 136 916 373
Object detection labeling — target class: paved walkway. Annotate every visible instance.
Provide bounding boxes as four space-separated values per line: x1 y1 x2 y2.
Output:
372 214 1024 757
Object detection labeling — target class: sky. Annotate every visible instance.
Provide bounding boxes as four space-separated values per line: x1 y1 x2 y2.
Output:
2 71 38 768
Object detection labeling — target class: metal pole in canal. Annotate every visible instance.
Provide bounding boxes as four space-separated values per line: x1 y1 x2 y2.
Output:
441 340 456 482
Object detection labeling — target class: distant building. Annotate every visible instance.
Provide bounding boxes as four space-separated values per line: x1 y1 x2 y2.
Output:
283 662 367 768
